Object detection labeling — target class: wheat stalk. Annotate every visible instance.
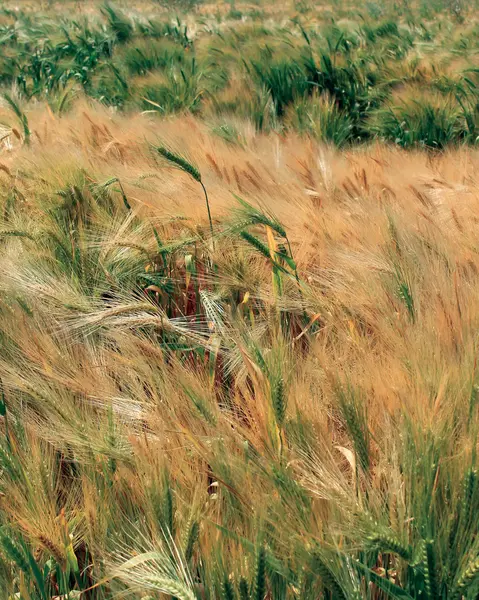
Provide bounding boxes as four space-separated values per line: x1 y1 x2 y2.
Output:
156 146 214 244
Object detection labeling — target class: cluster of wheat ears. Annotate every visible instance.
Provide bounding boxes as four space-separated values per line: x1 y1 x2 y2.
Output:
2 1 479 599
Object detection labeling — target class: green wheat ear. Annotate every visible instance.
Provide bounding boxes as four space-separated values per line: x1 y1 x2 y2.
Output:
253 546 266 600
156 145 214 243
454 556 479 599
271 375 286 427
184 520 199 563
240 230 272 260
162 470 175 536
367 533 413 561
238 577 250 600
423 539 439 600
223 575 237 600
311 553 346 600
157 146 202 182
461 467 477 521
0 537 28 572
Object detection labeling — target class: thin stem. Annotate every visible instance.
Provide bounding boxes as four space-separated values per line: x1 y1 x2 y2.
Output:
117 179 131 211
200 180 215 249
286 235 307 322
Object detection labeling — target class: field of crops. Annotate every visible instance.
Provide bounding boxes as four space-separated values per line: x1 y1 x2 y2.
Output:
1 0 479 147
2 1 479 599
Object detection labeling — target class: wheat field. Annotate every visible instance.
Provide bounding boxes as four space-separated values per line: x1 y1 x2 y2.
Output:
2 1 479 599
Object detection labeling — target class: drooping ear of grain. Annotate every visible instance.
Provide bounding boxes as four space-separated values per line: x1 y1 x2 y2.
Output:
240 231 271 260
157 146 202 182
367 533 413 561
310 553 346 600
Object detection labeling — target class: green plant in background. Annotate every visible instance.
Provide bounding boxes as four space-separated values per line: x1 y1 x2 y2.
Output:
120 39 186 76
101 2 133 43
0 0 479 146
249 57 308 118
287 93 353 147
368 95 464 148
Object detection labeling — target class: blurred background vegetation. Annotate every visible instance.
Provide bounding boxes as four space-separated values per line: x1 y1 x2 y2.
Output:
1 0 479 148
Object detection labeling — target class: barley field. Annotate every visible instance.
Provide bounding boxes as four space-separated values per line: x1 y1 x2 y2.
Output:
1 1 479 599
